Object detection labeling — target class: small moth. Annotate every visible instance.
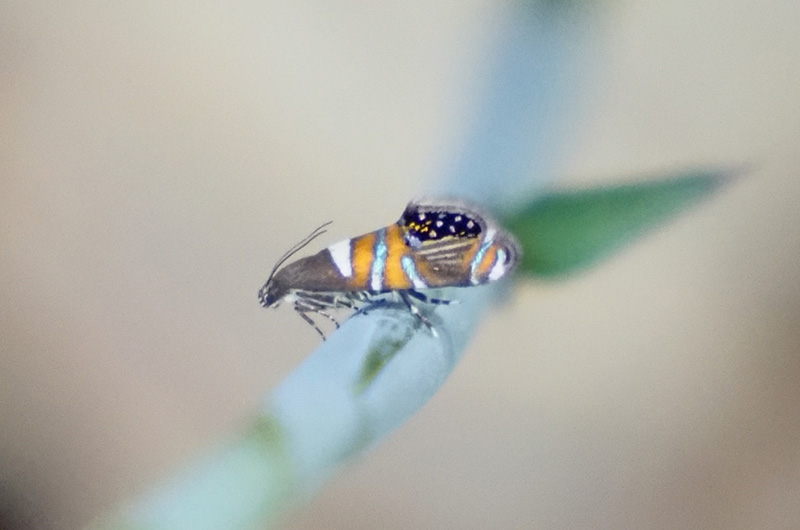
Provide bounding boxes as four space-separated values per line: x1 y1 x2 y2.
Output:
258 199 520 338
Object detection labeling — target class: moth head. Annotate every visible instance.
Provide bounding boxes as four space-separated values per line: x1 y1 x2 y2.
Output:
258 276 287 308
258 221 331 309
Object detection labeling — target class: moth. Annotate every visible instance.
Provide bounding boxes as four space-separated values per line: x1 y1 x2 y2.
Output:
258 199 520 338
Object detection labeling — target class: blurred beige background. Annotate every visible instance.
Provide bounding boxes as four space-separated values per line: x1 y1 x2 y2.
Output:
2 2 799 529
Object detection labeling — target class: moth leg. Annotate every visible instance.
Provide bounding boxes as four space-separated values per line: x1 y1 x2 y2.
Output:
298 300 341 329
295 299 341 340
350 290 387 314
299 292 341 309
353 290 384 305
314 292 359 313
354 297 390 317
314 308 340 328
296 310 327 340
398 291 439 337
405 289 453 306
334 296 356 309
356 291 371 301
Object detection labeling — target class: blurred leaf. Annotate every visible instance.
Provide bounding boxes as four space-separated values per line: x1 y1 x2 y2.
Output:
355 318 417 394
503 170 728 277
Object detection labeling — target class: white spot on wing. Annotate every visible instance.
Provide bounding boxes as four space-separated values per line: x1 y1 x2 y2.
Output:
488 249 507 281
328 239 353 278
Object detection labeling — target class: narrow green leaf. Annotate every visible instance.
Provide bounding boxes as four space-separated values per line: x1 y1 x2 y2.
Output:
503 170 728 277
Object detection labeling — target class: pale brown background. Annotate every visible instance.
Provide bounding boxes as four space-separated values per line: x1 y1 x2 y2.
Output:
2 2 799 529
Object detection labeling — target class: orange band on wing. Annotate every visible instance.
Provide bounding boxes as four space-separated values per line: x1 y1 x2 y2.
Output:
350 232 376 289
383 224 412 290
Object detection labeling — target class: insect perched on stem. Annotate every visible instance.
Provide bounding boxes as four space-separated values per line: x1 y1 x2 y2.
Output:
258 199 520 339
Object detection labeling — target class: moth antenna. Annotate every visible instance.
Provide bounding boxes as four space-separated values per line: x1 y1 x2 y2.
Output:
265 220 332 286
